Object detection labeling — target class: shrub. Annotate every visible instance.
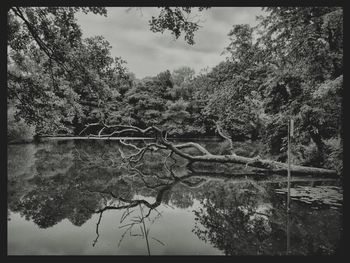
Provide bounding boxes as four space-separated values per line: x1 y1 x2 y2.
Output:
7 108 35 143
324 138 343 175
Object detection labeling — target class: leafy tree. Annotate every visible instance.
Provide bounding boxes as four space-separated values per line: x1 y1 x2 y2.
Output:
7 6 343 172
256 7 343 165
190 7 342 164
8 7 128 135
123 73 170 128
187 24 267 141
67 36 127 132
149 7 210 45
163 99 191 135
181 7 342 169
169 66 195 101
172 66 195 87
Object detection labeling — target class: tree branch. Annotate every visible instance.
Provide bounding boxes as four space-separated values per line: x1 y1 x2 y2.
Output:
216 122 234 154
80 122 338 177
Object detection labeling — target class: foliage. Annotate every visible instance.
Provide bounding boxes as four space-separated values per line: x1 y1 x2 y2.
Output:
183 7 342 167
255 7 343 165
8 7 127 135
163 99 191 135
7 7 343 172
7 105 35 143
149 7 210 45
323 138 343 175
122 73 169 128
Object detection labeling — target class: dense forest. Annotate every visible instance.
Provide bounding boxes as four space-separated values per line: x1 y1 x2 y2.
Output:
7 7 343 173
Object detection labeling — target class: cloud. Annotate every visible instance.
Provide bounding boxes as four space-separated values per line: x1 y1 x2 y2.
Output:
76 7 265 79
209 7 263 25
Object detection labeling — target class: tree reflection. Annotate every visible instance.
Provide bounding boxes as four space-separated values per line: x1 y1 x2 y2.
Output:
7 141 202 230
192 180 278 255
192 180 342 255
7 141 342 255
13 175 101 228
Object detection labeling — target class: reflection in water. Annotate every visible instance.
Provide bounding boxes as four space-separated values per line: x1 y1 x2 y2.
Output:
7 140 343 255
286 209 290 255
191 179 342 255
89 173 198 253
192 180 277 255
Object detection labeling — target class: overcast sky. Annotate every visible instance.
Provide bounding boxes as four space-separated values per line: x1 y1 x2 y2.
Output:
76 7 265 79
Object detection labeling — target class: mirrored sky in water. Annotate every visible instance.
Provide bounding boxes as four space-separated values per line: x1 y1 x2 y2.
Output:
8 200 223 255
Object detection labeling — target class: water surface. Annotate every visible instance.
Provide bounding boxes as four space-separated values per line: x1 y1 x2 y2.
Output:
7 140 343 255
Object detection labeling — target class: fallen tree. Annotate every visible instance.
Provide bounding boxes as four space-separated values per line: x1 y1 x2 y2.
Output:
79 122 338 177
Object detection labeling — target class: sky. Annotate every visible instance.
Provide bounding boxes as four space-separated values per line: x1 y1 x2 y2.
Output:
76 7 265 79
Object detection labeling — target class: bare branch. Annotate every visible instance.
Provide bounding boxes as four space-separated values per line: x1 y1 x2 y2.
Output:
216 122 235 154
92 212 103 247
173 142 212 156
80 123 338 176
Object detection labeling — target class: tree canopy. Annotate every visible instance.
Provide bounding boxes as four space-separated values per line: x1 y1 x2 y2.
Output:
7 7 343 172
8 7 127 134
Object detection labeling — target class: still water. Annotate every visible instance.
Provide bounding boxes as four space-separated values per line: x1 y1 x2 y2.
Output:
7 140 343 255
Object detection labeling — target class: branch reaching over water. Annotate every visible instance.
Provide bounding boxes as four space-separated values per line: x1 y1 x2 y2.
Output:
80 122 338 177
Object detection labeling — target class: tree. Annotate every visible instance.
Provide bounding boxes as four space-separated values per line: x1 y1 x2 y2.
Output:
122 74 168 128
168 66 195 101
172 66 195 86
188 24 268 141
67 35 127 133
8 7 343 173
149 7 210 45
162 99 192 135
256 7 343 165
80 123 338 176
187 7 342 167
8 7 128 135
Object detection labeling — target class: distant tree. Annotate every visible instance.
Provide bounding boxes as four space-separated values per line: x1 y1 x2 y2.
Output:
170 66 195 100
172 66 195 87
163 99 191 135
123 74 169 128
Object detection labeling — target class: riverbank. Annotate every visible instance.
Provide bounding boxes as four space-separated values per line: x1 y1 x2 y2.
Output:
8 134 225 145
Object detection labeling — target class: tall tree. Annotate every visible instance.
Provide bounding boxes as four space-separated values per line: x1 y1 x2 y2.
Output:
8 7 128 135
256 7 343 164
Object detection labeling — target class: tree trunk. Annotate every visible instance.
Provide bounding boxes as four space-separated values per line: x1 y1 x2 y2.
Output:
186 154 337 177
80 123 339 177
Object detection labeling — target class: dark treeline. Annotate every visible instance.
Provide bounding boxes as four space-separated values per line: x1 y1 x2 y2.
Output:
7 7 342 172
